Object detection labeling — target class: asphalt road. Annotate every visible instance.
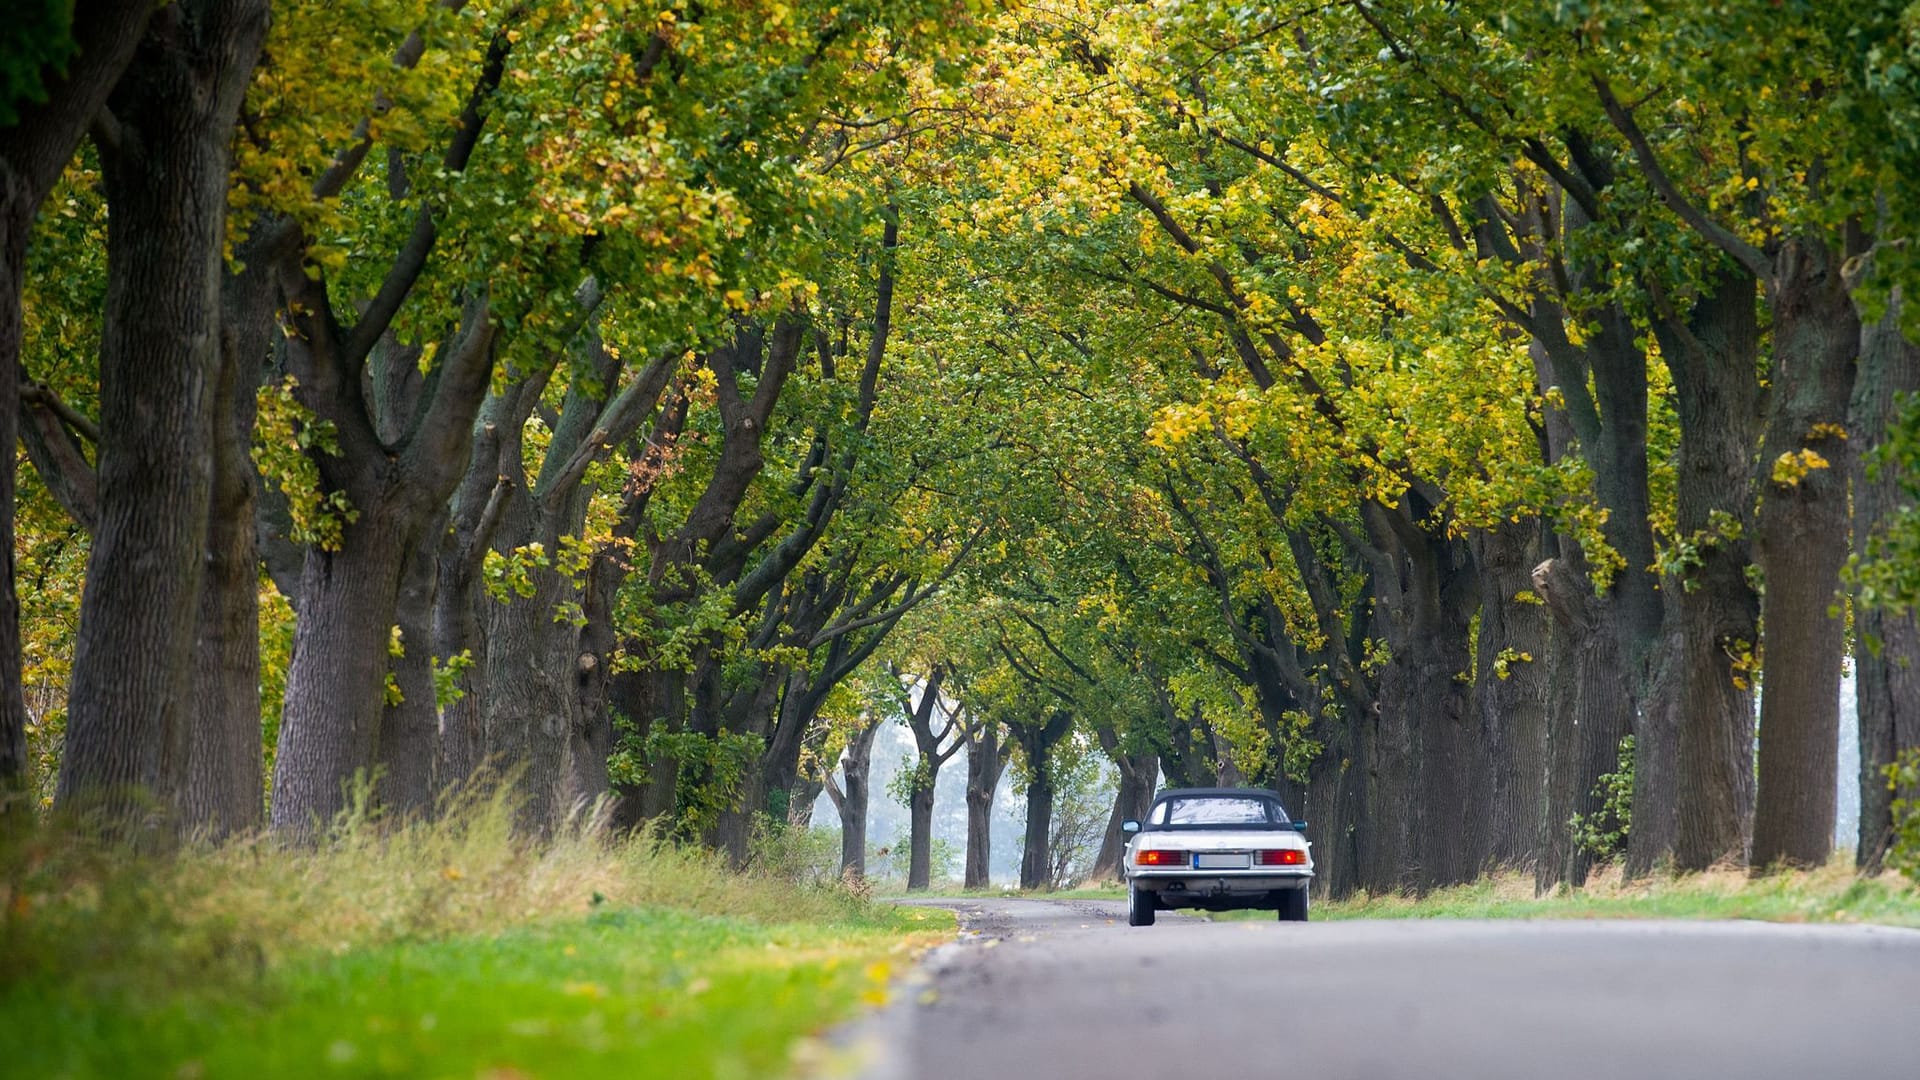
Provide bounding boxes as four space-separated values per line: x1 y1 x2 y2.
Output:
864 896 1920 1080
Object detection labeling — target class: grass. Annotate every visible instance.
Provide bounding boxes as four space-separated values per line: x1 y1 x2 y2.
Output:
947 861 1920 929
1309 860 1920 927
0 786 953 1079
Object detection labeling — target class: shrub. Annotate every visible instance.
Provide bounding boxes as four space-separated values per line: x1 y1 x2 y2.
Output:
1570 734 1634 860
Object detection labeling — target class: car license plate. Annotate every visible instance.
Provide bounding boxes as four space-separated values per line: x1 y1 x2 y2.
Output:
1194 852 1251 870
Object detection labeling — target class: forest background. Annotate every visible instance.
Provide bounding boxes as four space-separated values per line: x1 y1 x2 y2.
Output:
7 0 1920 908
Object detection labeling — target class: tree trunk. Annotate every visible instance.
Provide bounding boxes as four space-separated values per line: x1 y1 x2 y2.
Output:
565 554 620 816
1360 497 1478 893
1524 328 1650 887
1851 288 1920 870
431 566 486 793
482 555 581 835
374 513 441 819
964 722 1010 889
1014 709 1072 890
964 784 995 889
629 663 690 824
1159 700 1219 788
1749 239 1858 871
57 0 268 835
1468 519 1551 872
832 718 881 879
788 773 825 827
1636 262 1762 876
1303 728 1362 898
1090 749 1157 883
703 663 783 864
900 666 953 891
0 225 26 803
1020 767 1056 891
1534 554 1634 890
181 259 277 838
908 782 936 890
0 0 156 806
270 510 415 834
761 668 822 820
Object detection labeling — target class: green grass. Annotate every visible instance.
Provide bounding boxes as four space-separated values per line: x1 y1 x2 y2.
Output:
0 789 953 1079
961 862 1920 929
1308 862 1920 927
4 903 946 1079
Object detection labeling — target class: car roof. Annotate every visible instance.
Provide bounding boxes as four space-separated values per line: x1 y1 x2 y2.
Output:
1150 787 1285 802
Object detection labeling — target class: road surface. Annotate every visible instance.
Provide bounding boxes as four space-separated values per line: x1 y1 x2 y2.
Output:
859 896 1920 1080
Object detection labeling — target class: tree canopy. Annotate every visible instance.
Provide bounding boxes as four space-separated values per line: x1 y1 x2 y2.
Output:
7 0 1920 891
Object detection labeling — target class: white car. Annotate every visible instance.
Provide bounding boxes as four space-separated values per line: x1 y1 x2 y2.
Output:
1122 787 1313 925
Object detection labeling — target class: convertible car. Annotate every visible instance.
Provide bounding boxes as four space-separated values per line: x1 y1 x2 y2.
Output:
1121 787 1313 925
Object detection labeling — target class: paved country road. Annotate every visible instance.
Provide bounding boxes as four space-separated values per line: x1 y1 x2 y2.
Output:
863 897 1920 1080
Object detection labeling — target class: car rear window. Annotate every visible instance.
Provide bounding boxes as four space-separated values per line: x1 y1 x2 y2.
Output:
1164 796 1275 825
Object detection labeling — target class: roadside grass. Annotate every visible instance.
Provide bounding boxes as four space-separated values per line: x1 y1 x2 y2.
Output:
942 861 1920 928
0 786 953 1078
1309 860 1920 927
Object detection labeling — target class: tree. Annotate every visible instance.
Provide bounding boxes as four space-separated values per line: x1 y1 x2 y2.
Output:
52 0 269 838
823 712 882 881
0 0 154 810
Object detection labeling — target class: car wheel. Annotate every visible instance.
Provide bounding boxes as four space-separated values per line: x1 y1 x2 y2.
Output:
1128 882 1156 926
1278 888 1309 922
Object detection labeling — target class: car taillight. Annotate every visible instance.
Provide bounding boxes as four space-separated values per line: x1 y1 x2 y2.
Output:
1135 849 1187 867
1257 849 1306 866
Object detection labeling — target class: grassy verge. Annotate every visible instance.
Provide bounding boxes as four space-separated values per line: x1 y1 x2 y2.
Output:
1309 861 1920 926
1 790 952 1079
952 863 1920 929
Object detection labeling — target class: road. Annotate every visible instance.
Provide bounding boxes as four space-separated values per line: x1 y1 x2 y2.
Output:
860 896 1920 1080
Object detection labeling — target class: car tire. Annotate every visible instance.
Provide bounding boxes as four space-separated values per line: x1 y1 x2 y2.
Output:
1278 888 1309 922
1128 882 1156 926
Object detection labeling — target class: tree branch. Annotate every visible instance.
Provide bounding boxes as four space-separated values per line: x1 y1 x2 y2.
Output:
1592 75 1773 281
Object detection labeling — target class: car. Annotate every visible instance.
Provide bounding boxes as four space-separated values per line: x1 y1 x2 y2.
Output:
1121 787 1313 925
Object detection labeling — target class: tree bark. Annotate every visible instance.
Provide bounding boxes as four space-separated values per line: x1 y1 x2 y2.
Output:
1468 519 1550 871
1636 261 1762 876
1533 554 1635 890
180 255 279 838
481 523 578 834
56 0 267 835
433 398 522 793
374 511 442 818
271 510 415 833
1360 496 1478 893
1748 237 1859 871
1850 289 1920 870
566 553 621 815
